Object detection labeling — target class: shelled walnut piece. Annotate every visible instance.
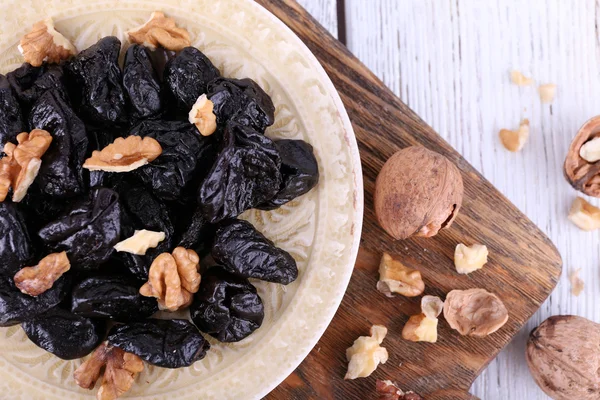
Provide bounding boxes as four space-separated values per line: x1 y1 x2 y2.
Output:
0 129 53 202
83 136 162 173
377 253 424 297
443 288 508 337
345 325 388 380
499 119 529 152
538 83 557 103
569 269 585 296
568 197 600 231
127 11 191 51
13 251 70 296
402 295 444 343
113 230 166 255
74 342 144 400
510 70 534 86
564 116 600 197
454 243 489 274
19 18 77 67
188 94 217 136
139 247 200 311
375 380 424 400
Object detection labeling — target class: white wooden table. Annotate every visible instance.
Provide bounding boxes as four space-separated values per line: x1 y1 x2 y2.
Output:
297 0 600 398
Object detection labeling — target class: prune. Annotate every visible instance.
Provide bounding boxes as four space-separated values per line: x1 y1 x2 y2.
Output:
199 122 282 222
65 37 126 124
0 203 34 275
30 89 88 198
38 188 121 269
130 120 216 201
123 45 162 119
176 207 215 257
147 48 176 81
0 74 25 145
258 139 319 210
22 307 105 360
107 319 210 368
7 63 66 110
212 219 297 284
190 267 264 342
71 276 157 321
0 273 69 327
207 77 275 132
164 47 220 110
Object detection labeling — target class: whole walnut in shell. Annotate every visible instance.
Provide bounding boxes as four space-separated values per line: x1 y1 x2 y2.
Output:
374 146 463 240
526 315 600 400
564 116 600 197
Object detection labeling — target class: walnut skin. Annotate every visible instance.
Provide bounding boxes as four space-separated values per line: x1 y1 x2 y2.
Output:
376 253 424 297
564 116 600 197
526 315 600 400
126 11 191 51
19 18 76 67
443 288 508 337
139 247 200 311
374 146 463 240
13 251 70 296
83 136 162 173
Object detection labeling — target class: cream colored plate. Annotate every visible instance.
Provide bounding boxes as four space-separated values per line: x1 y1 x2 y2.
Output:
0 0 363 399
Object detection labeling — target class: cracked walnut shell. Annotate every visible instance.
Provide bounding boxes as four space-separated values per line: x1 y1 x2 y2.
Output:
443 288 508 337
14 251 70 296
139 247 200 311
126 11 191 51
345 325 388 380
83 136 162 173
564 116 600 197
188 94 217 136
74 342 144 400
19 18 77 67
0 129 53 203
377 253 424 297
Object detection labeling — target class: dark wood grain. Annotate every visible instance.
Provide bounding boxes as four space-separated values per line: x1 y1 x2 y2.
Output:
255 1 563 398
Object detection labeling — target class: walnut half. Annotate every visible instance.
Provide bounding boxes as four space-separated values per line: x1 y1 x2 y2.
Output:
345 325 388 380
376 253 424 298
126 11 191 51
83 136 162 173
14 251 70 296
19 18 77 67
74 342 144 400
139 247 200 311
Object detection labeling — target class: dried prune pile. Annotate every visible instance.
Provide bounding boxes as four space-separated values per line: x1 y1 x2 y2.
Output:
0 25 319 386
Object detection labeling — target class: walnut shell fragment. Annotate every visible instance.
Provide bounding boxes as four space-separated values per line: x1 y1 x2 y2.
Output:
74 342 144 400
376 253 424 297
374 146 464 240
139 247 200 311
345 325 388 380
526 315 600 400
126 11 191 51
0 130 53 202
188 94 217 136
564 116 600 197
443 288 508 337
83 136 162 173
14 251 70 296
19 18 77 67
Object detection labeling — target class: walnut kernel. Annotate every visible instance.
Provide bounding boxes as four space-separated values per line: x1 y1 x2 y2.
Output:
579 137 600 162
568 197 600 231
113 230 166 255
538 83 557 103
454 243 489 274
510 70 534 86
139 247 200 311
74 342 144 400
401 296 443 343
18 18 76 67
13 251 70 296
188 94 217 136
83 136 162 173
499 119 529 152
569 269 584 296
127 11 191 51
375 380 424 400
376 253 424 297
443 288 508 337
345 325 388 380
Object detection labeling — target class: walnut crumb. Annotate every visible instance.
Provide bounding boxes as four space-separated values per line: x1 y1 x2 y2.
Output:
188 94 217 136
376 380 424 400
376 253 424 298
127 11 191 51
74 342 144 400
499 119 529 152
114 230 166 256
0 129 53 203
83 136 162 173
345 325 388 380
568 197 600 231
538 83 556 103
569 269 584 296
510 70 534 86
14 251 70 296
140 247 200 311
19 18 76 67
454 243 489 274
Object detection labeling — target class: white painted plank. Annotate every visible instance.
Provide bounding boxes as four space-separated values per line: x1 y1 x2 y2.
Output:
344 0 599 399
296 0 338 38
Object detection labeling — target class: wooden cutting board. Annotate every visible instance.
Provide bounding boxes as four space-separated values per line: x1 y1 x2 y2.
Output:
256 1 562 399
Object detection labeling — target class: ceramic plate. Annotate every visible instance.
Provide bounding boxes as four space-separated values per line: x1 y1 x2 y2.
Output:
0 0 362 398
